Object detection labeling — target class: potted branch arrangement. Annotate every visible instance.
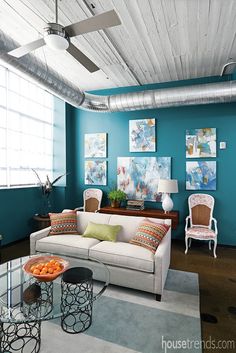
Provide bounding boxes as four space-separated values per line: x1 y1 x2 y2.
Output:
32 169 68 216
108 189 127 208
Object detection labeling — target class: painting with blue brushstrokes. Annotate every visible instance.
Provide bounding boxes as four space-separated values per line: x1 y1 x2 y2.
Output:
117 157 171 201
85 133 107 158
129 119 156 152
85 160 107 185
186 128 216 158
186 161 216 190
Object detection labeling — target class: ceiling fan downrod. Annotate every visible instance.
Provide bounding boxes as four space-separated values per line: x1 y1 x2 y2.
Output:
55 0 58 24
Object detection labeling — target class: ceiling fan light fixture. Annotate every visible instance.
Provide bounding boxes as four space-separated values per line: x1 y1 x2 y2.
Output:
44 33 69 50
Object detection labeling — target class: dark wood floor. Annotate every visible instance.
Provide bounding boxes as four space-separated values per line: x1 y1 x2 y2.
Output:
1 238 236 353
171 240 236 353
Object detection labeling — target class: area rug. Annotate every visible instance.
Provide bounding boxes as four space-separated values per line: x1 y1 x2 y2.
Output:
41 269 201 353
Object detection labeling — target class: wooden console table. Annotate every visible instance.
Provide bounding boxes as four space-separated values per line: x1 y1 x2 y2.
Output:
99 207 179 230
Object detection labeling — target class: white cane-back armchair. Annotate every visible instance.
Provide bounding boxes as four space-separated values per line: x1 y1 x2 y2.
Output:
185 194 218 258
76 188 103 213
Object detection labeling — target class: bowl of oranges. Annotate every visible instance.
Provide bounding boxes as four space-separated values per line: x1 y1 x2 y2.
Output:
23 255 69 282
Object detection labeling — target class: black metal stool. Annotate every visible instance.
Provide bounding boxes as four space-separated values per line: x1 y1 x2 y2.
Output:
61 267 93 334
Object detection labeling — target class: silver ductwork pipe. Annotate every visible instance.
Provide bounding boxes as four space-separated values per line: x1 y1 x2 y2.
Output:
0 30 85 107
1 29 236 112
81 80 236 112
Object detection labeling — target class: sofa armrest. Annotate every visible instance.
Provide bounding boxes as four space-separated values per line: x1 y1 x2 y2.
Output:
154 228 171 295
30 227 51 255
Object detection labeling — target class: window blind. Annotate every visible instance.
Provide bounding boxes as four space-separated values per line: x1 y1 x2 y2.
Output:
0 65 54 187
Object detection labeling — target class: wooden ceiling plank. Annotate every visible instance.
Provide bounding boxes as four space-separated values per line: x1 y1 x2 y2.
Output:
135 0 169 82
107 0 155 84
151 0 179 81
213 0 236 75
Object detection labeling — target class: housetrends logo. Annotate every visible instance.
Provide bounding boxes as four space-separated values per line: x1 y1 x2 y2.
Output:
162 336 235 352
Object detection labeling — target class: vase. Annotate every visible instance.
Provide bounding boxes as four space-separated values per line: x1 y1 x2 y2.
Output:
111 200 120 208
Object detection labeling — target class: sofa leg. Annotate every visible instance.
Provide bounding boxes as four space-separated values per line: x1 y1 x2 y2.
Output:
155 294 162 301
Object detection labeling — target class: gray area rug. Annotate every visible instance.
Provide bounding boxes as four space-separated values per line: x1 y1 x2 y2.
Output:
41 269 201 353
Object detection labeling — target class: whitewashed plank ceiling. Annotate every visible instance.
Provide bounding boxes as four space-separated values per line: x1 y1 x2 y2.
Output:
0 0 236 91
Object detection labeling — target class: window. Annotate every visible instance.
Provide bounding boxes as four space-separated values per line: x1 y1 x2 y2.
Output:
0 65 55 187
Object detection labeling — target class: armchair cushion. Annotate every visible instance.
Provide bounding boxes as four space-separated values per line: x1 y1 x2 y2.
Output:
186 227 216 239
49 211 78 235
129 219 170 254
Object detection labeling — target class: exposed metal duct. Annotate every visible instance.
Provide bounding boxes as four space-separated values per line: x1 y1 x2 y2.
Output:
81 80 236 112
0 30 85 107
1 29 236 113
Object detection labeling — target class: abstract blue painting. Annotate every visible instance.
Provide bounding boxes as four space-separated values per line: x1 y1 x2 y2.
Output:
85 160 107 185
129 119 156 152
84 133 107 158
186 128 216 158
117 157 171 201
186 161 216 190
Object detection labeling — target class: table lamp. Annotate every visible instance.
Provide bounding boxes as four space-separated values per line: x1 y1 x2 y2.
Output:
158 179 178 213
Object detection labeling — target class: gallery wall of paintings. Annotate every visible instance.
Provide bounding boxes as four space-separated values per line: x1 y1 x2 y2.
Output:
84 121 217 196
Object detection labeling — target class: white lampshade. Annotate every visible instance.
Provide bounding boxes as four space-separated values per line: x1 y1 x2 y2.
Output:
44 34 69 51
157 179 178 194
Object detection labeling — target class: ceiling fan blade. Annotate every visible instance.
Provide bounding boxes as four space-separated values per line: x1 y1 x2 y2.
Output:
8 38 45 58
66 43 99 72
64 9 121 38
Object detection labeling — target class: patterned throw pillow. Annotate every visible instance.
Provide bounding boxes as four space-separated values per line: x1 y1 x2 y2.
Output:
129 219 170 254
49 211 78 235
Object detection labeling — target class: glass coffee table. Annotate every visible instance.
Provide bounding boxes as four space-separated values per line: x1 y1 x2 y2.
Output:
0 254 109 353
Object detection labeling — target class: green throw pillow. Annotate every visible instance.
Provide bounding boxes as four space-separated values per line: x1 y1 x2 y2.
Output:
83 222 121 242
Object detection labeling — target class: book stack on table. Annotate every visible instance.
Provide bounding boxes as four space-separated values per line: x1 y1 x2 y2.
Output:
126 200 144 211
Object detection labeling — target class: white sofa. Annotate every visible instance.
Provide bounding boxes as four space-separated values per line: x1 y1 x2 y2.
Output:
30 211 171 300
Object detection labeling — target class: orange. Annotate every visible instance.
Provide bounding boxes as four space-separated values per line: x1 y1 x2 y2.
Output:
30 265 36 272
36 264 43 271
40 270 47 275
33 269 40 275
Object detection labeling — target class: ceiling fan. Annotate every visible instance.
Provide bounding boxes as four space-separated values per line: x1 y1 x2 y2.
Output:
7 0 121 73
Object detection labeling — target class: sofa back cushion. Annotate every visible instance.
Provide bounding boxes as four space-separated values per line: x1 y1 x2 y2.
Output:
109 215 169 242
76 212 111 234
83 222 121 242
129 219 170 253
49 211 78 235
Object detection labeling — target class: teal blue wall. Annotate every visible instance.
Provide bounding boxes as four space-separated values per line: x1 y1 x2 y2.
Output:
71 75 236 246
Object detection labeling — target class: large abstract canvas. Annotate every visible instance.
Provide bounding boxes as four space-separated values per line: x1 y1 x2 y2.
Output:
84 133 107 158
85 160 107 185
186 128 216 158
186 161 216 190
117 157 171 201
129 119 156 152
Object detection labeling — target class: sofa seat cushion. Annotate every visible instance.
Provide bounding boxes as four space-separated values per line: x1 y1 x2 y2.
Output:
36 235 100 259
89 241 154 273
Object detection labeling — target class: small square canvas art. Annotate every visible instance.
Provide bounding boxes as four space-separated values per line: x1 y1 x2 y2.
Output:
186 161 216 190
117 157 171 201
84 133 107 158
186 128 216 158
85 160 107 185
129 119 156 152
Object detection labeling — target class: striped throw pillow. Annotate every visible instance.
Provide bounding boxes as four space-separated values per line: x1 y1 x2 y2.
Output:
129 219 170 253
49 211 78 235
